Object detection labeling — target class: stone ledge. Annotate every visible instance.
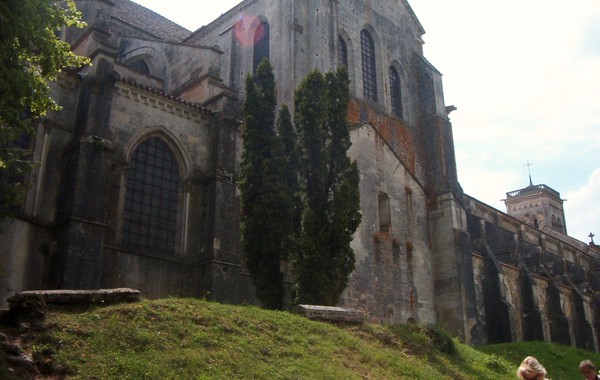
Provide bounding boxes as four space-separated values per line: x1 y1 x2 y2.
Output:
7 288 141 309
295 304 365 324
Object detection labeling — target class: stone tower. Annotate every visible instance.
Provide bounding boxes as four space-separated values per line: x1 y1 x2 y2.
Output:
504 183 567 234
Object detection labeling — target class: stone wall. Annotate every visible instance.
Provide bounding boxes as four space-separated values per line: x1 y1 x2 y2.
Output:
342 123 434 325
467 195 600 350
3 0 598 354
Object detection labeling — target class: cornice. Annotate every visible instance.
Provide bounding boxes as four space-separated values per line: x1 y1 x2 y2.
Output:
115 79 216 122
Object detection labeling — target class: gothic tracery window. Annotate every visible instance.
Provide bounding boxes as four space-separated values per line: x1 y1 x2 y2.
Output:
361 29 378 102
389 66 403 118
122 137 180 254
253 21 270 72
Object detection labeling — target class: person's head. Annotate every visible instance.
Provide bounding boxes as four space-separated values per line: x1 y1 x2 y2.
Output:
517 356 547 380
579 360 597 380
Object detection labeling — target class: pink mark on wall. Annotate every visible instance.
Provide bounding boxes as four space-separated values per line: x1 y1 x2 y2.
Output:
233 14 265 47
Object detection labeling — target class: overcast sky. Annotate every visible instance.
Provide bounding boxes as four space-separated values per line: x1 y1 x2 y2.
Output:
131 0 600 244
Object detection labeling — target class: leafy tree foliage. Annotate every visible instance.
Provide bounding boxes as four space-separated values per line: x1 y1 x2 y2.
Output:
293 66 361 305
0 0 89 219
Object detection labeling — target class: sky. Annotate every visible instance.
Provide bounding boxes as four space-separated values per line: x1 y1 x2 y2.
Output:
131 0 600 244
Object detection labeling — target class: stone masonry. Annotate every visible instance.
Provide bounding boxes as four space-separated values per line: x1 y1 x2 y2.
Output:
1 0 599 351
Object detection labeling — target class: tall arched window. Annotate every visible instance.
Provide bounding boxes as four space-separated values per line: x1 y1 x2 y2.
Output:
389 66 403 118
122 137 180 254
253 21 270 72
361 29 378 102
338 36 348 67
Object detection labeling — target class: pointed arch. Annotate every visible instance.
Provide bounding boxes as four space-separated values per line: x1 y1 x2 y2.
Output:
389 65 403 118
120 46 167 79
338 35 348 68
121 128 190 255
337 30 355 93
252 19 270 73
125 126 192 177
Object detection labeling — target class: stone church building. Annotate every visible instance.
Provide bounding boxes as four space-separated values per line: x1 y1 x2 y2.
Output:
2 0 600 350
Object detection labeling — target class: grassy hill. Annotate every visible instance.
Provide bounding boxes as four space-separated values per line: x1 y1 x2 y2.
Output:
1 298 598 379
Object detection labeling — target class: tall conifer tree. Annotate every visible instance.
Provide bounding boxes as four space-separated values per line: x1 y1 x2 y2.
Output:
274 105 302 262
240 59 302 309
293 66 361 305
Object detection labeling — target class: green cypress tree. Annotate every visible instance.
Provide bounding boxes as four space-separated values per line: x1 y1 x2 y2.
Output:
274 105 302 262
239 58 284 309
293 66 361 305
323 67 361 303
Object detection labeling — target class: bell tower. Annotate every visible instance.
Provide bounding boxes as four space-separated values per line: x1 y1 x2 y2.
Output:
504 182 567 235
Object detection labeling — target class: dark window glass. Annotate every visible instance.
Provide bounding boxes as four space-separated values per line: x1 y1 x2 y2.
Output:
253 22 270 72
378 192 391 232
389 66 403 118
122 137 180 254
338 36 348 67
130 60 150 75
361 30 377 102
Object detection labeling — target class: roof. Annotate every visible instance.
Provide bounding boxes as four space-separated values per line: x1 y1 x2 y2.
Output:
505 184 562 200
112 0 191 42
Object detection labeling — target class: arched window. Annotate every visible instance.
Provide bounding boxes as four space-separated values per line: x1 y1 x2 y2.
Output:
129 59 150 75
338 36 348 67
122 137 180 254
360 29 377 102
389 66 403 118
253 21 270 72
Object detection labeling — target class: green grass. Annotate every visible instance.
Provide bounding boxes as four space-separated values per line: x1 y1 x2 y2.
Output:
2 298 598 379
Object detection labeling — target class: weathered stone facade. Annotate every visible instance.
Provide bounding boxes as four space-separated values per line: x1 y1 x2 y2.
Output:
505 183 568 234
467 196 600 349
1 0 599 350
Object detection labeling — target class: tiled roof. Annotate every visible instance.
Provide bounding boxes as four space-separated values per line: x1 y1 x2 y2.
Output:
112 0 191 42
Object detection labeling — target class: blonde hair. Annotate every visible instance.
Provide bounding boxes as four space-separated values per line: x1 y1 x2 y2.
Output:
580 359 596 371
517 356 548 379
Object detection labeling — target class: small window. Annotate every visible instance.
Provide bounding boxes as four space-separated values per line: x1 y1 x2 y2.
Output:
130 60 150 75
338 36 348 67
389 66 403 118
378 192 390 232
253 21 270 73
361 29 377 102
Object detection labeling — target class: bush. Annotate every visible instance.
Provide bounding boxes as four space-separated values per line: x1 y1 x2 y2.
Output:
483 353 511 374
427 325 457 356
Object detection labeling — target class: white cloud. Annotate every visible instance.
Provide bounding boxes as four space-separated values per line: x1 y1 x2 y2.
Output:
422 1 600 236
564 168 600 242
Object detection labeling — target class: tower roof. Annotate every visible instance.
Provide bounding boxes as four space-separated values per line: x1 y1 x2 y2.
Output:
505 183 561 201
